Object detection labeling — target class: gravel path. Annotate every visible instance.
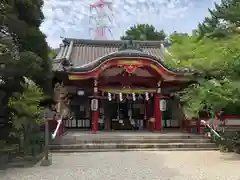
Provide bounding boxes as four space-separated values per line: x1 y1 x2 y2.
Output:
0 151 240 180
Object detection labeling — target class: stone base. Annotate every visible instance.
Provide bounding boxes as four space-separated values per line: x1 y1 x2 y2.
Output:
40 158 52 166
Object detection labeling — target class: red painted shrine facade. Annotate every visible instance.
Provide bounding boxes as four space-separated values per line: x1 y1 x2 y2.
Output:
52 39 194 132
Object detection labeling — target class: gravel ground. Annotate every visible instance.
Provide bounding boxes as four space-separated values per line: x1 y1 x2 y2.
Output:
0 151 240 180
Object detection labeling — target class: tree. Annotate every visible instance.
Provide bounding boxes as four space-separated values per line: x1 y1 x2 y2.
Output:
48 47 58 59
162 0 240 119
0 29 21 120
213 0 240 26
200 16 228 38
197 0 240 39
121 24 166 41
8 82 44 154
8 82 44 130
165 33 240 119
0 0 51 140
0 0 52 92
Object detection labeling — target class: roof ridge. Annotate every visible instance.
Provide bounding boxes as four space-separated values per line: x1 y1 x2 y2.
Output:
63 38 162 47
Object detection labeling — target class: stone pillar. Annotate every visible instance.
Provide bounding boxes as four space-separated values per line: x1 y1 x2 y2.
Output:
154 81 162 131
91 79 99 133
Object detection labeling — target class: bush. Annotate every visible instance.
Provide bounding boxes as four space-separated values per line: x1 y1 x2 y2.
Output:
8 82 44 155
214 130 240 153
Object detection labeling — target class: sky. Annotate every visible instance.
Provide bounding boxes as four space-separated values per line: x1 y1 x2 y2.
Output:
40 0 220 48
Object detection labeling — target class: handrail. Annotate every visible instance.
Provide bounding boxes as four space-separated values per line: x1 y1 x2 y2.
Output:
52 110 68 139
201 119 223 140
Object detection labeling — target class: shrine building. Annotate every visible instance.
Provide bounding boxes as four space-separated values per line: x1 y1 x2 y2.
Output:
52 38 195 132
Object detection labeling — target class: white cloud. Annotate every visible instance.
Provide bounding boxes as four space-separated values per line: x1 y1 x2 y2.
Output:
41 0 217 48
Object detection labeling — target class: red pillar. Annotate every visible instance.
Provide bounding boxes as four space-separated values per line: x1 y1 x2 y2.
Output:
91 79 99 133
154 93 162 131
197 118 201 135
92 109 99 133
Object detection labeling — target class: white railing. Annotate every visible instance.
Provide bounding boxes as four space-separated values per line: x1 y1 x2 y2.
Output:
201 119 223 139
51 110 68 139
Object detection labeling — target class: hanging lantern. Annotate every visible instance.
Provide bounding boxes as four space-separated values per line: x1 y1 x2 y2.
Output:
77 89 85 96
119 93 123 102
132 93 136 101
91 99 98 111
160 99 167 111
108 92 112 101
145 92 149 101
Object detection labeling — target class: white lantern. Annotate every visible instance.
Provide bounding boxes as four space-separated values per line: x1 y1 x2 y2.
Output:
108 92 112 101
145 92 149 101
77 90 84 96
93 87 98 93
132 93 136 101
91 99 98 111
160 99 167 111
119 93 123 102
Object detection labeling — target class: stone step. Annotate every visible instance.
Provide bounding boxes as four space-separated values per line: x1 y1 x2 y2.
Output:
50 142 217 150
50 147 219 153
51 132 218 152
54 138 211 145
61 134 205 140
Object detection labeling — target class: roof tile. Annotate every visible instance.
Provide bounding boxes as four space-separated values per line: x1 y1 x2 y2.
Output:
53 38 195 74
55 39 164 67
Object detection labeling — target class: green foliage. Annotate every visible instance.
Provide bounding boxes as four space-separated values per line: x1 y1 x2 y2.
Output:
165 32 240 118
14 0 44 27
197 0 240 39
213 0 240 26
48 48 58 59
8 83 44 130
1 0 52 91
0 1 50 156
0 33 21 89
213 130 240 152
0 0 52 127
121 24 166 41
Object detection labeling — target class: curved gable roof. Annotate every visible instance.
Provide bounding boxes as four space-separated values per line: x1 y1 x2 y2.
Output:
53 38 164 68
53 38 195 75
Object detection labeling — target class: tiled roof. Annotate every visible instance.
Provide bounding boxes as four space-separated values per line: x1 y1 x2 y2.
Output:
53 38 165 70
53 38 196 74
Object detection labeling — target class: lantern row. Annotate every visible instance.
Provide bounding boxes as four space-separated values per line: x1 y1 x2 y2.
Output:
101 92 153 101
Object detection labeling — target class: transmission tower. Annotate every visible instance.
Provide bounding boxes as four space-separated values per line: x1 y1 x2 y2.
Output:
89 0 114 40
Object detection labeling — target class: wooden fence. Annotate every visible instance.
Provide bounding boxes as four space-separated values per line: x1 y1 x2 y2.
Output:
183 116 240 134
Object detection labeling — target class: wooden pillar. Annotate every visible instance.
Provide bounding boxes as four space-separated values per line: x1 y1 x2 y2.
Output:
91 79 99 133
154 81 162 131
197 118 201 135
144 100 147 129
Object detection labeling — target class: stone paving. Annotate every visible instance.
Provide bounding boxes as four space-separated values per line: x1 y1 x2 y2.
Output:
0 151 240 180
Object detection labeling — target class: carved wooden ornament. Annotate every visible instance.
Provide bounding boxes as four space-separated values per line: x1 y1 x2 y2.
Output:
123 64 139 74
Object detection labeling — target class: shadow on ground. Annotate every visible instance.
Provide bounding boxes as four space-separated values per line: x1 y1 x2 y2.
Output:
220 152 240 161
0 153 44 170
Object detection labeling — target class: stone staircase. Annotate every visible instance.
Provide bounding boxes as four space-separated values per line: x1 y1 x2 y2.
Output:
50 131 218 152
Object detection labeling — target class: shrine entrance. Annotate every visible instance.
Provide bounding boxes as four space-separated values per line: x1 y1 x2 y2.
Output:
103 96 153 131
61 56 193 132
108 99 133 130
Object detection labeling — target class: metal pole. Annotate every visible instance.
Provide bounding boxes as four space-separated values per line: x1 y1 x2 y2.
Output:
41 112 52 166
